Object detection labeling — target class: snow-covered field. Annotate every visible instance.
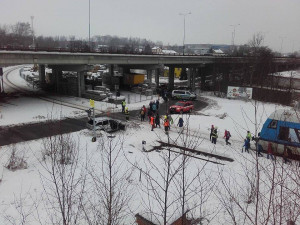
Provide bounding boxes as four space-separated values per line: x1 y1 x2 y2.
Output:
0 67 299 224
0 67 159 126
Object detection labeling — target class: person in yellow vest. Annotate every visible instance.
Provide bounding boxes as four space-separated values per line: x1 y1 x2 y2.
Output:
121 100 126 113
125 107 129 121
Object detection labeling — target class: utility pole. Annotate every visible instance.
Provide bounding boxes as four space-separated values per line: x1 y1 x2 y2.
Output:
0 67 4 93
89 0 91 50
30 16 35 48
279 36 286 55
230 24 240 51
179 12 191 55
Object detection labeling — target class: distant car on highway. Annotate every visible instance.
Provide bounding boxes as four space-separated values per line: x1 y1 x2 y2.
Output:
169 101 194 114
171 90 197 100
86 117 126 132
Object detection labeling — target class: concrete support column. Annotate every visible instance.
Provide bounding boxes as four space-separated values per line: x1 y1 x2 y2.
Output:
187 68 191 88
155 68 160 88
77 71 86 97
168 66 175 90
52 67 62 94
190 68 195 92
147 69 152 85
200 66 205 90
39 64 46 89
110 64 114 76
109 64 114 90
52 67 58 93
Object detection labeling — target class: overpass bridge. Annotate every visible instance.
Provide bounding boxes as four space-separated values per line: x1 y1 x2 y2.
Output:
0 50 299 97
0 50 299 66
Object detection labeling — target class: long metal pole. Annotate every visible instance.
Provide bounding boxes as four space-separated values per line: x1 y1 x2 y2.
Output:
31 16 35 47
179 12 191 55
183 15 186 55
93 107 95 138
89 0 91 48
279 37 285 54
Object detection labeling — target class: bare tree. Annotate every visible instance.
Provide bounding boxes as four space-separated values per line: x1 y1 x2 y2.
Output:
173 115 217 224
83 135 134 225
131 114 219 224
216 102 300 224
39 133 87 225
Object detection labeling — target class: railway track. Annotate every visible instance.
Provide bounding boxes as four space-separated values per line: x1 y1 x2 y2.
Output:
3 66 106 114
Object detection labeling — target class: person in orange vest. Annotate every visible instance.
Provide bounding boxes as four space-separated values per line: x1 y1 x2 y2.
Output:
150 115 155 131
164 118 170 133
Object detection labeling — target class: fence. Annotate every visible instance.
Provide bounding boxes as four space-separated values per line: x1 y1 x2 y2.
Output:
126 93 155 104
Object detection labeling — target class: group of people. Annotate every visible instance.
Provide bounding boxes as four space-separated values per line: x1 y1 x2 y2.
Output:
139 99 185 133
122 98 184 133
121 100 129 121
242 131 277 161
124 98 293 164
209 125 232 145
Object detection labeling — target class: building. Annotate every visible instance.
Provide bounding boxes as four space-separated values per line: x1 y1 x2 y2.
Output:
152 46 162 54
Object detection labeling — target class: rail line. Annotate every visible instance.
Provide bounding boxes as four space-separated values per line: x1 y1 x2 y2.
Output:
3 66 105 113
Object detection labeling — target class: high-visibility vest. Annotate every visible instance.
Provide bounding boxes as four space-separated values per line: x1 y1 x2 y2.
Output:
212 130 218 138
246 132 251 139
164 119 169 127
150 117 154 125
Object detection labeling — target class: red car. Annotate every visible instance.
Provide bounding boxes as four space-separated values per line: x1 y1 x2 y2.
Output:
169 101 194 114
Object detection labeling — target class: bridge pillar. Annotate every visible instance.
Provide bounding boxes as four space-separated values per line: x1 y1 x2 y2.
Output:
190 68 197 91
188 68 195 92
78 71 85 97
39 64 46 89
147 69 152 85
155 68 160 88
168 66 175 90
52 67 62 94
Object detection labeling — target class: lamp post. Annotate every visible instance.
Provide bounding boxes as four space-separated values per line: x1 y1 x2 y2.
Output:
230 24 240 49
89 0 90 47
179 12 191 55
30 16 35 48
279 36 286 55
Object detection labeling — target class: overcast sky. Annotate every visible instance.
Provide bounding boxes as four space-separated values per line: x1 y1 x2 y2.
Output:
1 0 299 53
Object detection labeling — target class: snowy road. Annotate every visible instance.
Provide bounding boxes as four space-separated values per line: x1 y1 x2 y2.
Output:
0 66 209 146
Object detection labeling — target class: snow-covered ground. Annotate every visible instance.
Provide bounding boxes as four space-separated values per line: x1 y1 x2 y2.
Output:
0 67 159 126
0 67 299 224
271 69 300 79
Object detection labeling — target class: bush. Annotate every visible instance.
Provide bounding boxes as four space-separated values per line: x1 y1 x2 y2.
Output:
6 145 28 171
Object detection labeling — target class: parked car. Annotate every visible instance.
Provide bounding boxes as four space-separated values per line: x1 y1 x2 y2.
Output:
171 90 197 100
169 101 194 114
86 117 126 132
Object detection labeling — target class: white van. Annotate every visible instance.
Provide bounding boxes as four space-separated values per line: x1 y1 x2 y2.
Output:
171 90 197 100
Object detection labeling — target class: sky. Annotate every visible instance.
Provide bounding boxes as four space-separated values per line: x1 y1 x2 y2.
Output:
1 0 300 53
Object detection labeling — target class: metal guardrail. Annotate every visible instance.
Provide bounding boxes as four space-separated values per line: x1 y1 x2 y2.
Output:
1 46 298 59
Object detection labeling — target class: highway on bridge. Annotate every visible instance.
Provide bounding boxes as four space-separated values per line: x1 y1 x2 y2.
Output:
1 50 299 66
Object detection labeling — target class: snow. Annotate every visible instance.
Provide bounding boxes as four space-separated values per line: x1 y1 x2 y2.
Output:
271 70 300 79
162 49 177 54
0 66 160 126
0 66 298 224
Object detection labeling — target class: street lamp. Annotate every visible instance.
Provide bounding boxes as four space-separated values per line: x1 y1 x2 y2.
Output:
89 0 90 48
30 16 35 48
179 12 191 55
230 24 240 47
279 36 286 55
